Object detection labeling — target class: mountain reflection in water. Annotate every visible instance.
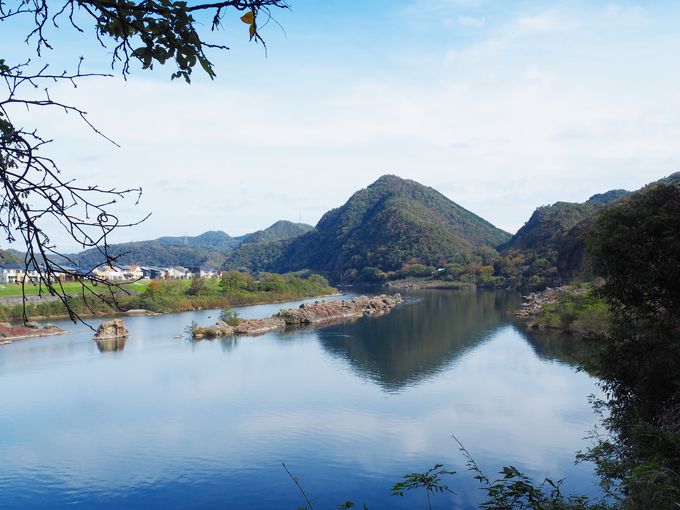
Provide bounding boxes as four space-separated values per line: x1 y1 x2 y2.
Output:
317 290 522 390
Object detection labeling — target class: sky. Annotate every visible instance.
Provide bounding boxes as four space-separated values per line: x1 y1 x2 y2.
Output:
4 0 680 251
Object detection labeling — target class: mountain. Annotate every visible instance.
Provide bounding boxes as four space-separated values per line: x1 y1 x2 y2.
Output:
70 230 238 269
239 220 313 245
68 222 315 270
0 248 22 265
224 221 315 271
558 174 678 280
498 189 630 284
230 175 510 276
155 231 239 250
224 239 291 272
500 189 629 257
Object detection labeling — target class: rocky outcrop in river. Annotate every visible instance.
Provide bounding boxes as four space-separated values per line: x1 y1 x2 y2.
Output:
514 287 566 319
93 319 130 340
191 294 402 339
0 321 65 343
276 294 403 325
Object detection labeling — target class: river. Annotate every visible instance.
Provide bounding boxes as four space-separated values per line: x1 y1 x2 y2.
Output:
0 290 603 509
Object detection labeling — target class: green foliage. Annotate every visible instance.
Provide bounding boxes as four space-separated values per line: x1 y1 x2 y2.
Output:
589 183 680 324
219 270 254 293
187 275 205 296
580 180 680 508
218 308 240 326
391 464 455 510
535 287 612 337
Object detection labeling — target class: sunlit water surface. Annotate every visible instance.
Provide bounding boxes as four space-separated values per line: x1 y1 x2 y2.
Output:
0 290 603 509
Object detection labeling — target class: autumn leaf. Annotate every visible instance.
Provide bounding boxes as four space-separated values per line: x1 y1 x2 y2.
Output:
249 22 256 40
240 11 255 24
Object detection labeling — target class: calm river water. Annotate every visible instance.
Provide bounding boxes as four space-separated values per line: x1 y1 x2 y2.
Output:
0 290 603 509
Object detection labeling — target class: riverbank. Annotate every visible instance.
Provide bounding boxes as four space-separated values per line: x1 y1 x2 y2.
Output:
192 294 403 338
386 278 476 290
0 273 337 322
514 284 611 339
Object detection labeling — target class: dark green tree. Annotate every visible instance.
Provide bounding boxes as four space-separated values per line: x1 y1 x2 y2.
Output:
583 182 680 508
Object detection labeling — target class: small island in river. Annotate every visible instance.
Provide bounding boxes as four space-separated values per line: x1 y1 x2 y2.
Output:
0 321 65 344
191 294 403 339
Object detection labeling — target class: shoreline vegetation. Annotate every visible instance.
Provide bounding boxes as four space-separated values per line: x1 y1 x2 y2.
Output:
514 283 611 339
0 271 337 325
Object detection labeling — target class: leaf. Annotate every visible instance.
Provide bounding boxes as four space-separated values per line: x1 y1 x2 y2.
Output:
240 11 255 24
249 22 256 40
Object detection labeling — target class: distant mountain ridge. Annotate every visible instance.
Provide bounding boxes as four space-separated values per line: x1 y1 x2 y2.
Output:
239 221 313 245
66 221 313 269
12 172 676 287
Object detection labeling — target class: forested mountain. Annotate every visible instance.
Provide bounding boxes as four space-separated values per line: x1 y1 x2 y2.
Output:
228 175 510 277
66 221 314 270
0 248 22 265
501 190 629 257
558 173 679 280
69 231 238 269
224 239 291 271
155 231 239 250
498 189 629 286
238 221 313 245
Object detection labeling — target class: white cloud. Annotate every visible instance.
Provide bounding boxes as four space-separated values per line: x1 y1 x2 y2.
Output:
458 14 486 27
5 2 680 251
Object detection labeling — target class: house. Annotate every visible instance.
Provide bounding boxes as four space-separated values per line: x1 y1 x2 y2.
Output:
141 267 168 280
200 269 218 279
0 264 41 284
122 265 143 281
93 265 126 282
166 266 191 279
0 264 24 284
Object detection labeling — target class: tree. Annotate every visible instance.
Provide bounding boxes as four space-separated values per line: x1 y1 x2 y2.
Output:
0 0 288 321
582 182 680 508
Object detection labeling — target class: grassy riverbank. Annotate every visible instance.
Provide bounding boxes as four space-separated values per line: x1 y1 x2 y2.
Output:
0 281 149 297
0 272 336 322
515 283 612 338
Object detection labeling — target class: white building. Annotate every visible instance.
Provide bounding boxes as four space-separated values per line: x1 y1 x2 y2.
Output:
0 264 41 284
93 265 126 282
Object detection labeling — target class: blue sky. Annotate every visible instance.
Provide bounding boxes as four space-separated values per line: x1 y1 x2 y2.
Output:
4 0 680 249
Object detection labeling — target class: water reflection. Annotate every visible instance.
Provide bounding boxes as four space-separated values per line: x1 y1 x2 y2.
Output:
523 328 601 371
318 290 522 390
0 290 603 510
94 337 127 353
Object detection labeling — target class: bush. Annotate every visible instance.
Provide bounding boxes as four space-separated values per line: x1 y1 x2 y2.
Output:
218 308 241 326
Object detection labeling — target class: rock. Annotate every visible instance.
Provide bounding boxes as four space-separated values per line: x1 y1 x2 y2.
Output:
0 322 65 340
25 321 41 329
125 309 151 315
188 294 403 339
234 317 286 336
93 319 130 340
276 294 403 325
0 322 11 328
